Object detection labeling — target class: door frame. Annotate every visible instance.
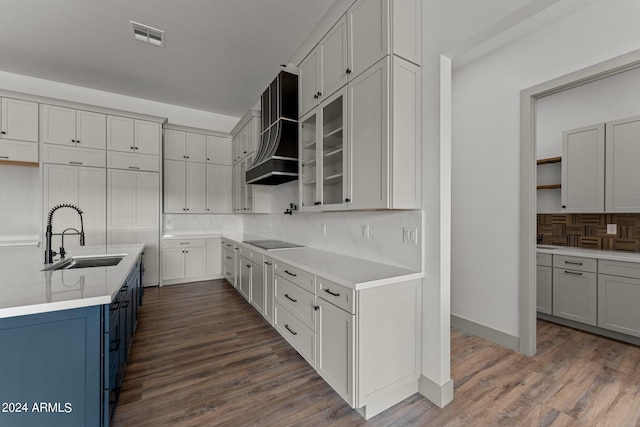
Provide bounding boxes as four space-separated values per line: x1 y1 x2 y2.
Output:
518 48 640 355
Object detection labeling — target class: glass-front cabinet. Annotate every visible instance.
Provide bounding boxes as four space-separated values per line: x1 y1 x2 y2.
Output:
299 88 347 211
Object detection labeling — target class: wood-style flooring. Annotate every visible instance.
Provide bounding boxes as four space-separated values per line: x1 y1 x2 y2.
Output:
113 280 640 427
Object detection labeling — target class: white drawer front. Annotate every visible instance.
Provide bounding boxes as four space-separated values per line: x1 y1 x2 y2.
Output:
275 275 317 330
536 252 552 267
223 248 235 267
223 262 235 284
275 302 316 368
318 276 355 314
274 260 316 294
41 144 105 167
107 151 159 172
0 140 38 163
598 259 640 280
553 255 596 273
162 239 206 249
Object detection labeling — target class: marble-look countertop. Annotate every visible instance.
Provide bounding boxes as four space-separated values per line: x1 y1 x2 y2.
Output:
162 233 222 240
0 244 144 319
537 245 640 263
224 236 423 290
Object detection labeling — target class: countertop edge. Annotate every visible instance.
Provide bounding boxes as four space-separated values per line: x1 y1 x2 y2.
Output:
537 246 640 262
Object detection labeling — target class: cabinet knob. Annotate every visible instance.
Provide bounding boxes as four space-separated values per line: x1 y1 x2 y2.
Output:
130 146 134 150
345 198 351 203
207 158 210 161
1 131 6 135
313 94 318 99
346 68 351 74
317 91 322 97
186 156 189 159
562 205 566 208
71 139 76 143
314 201 321 205
76 140 80 143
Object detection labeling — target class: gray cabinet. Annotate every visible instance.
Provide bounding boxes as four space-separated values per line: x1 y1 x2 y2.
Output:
249 259 265 315
605 115 640 212
536 252 553 315
598 259 640 337
263 257 274 325
552 255 597 326
561 124 605 212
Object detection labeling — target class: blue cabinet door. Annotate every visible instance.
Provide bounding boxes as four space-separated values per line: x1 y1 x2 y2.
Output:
0 306 102 427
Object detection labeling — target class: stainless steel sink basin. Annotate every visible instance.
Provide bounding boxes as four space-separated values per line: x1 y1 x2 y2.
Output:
42 254 125 271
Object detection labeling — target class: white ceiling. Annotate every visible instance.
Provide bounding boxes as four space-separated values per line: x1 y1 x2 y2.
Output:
0 0 336 118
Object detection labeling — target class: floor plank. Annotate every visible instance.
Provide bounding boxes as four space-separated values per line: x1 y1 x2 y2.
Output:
113 280 640 426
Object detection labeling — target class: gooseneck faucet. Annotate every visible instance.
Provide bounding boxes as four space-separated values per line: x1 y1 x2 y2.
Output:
45 204 85 264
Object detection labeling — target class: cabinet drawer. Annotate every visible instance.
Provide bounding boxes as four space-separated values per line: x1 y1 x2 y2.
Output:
598 259 640 280
275 275 317 330
553 268 597 326
41 143 106 167
553 255 596 273
223 248 235 267
0 139 38 163
107 151 159 172
274 260 316 294
223 262 235 283
274 302 316 368
536 252 552 267
162 239 206 249
318 276 355 314
222 240 235 250
236 244 254 259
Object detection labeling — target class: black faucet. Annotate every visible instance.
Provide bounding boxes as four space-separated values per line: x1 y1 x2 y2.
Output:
45 204 85 264
537 233 544 244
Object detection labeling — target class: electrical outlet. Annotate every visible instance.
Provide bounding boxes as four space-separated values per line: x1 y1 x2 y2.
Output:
321 223 327 235
607 224 617 235
362 225 370 239
403 227 418 244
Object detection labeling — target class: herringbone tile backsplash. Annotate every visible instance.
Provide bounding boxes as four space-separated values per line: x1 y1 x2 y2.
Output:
537 214 640 251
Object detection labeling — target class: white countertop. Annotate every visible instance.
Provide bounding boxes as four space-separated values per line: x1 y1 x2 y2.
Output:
227 236 424 290
162 233 222 240
537 245 640 263
0 244 144 319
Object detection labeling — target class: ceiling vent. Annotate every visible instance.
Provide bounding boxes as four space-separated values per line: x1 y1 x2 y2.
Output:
130 21 164 47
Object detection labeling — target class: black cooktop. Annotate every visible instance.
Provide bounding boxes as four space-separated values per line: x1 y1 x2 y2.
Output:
242 240 304 250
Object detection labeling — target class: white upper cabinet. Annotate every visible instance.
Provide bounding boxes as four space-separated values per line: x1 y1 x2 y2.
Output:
561 124 605 213
135 120 161 155
348 0 388 78
206 164 232 213
41 104 106 149
107 116 160 156
164 129 207 162
605 115 640 213
299 49 321 118
206 135 232 165
1 97 39 142
322 17 349 100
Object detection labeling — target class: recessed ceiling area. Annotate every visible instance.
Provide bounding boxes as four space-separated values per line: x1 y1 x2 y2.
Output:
0 0 336 118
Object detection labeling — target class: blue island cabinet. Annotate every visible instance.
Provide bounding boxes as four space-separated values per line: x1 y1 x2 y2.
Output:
0 258 142 427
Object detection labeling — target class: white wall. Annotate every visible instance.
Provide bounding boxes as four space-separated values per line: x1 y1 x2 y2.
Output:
163 213 242 237
452 0 640 337
242 182 422 270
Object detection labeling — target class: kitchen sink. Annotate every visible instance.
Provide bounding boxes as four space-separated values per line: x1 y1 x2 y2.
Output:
42 254 125 271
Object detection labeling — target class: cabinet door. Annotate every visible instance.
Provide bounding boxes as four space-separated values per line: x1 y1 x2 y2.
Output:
186 162 206 213
107 116 134 153
164 129 186 160
264 258 274 325
598 274 640 337
40 104 76 146
76 110 106 149
561 124 605 212
317 298 354 407
185 246 207 278
162 248 185 281
135 120 160 155
206 135 232 165
321 16 348 100
0 139 38 163
348 57 389 209
206 164 232 213
250 261 265 315
163 160 186 213
348 0 388 78
78 167 107 249
605 116 640 212
206 238 222 277
299 109 320 209
107 169 136 247
536 266 552 315
552 268 597 326
136 172 160 286
186 133 207 163
1 97 39 142
299 49 320 117
239 258 251 301
321 89 348 209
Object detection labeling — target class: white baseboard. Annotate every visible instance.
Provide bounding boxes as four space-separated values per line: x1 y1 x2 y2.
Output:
418 375 453 408
451 314 519 351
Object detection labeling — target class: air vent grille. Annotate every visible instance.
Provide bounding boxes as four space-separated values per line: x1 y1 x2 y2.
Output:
130 21 164 47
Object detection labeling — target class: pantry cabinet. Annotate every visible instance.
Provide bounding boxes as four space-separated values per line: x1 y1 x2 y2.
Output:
1 97 39 142
43 164 107 250
107 169 160 286
163 160 206 213
40 104 106 150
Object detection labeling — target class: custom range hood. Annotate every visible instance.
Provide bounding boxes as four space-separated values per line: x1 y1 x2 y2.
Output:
246 71 298 185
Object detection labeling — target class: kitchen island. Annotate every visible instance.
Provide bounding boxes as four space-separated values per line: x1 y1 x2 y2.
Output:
0 244 144 427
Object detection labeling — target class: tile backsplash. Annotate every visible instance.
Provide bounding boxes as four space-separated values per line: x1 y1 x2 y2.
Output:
537 213 640 251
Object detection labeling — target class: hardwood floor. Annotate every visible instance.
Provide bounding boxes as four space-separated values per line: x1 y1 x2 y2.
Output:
114 280 640 426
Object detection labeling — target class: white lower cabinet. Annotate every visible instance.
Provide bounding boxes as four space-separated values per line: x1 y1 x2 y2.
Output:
249 258 265 314
597 259 640 337
263 257 274 325
238 257 252 302
206 237 222 277
317 297 354 406
274 301 317 367
536 253 553 315
161 239 209 284
552 268 597 326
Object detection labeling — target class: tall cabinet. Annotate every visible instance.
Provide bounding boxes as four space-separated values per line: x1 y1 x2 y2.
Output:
298 0 421 211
